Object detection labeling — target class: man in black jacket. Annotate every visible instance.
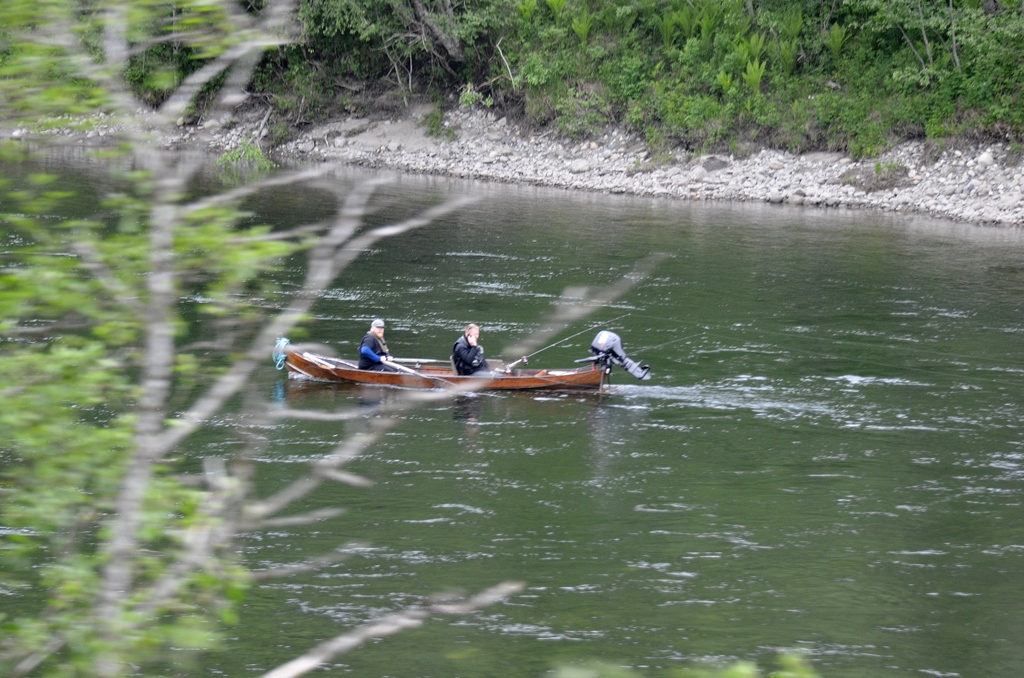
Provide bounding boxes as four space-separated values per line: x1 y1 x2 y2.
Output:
452 323 490 375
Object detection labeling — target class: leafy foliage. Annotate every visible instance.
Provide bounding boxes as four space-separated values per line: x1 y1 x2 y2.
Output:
0 154 298 675
238 0 1024 157
551 653 821 678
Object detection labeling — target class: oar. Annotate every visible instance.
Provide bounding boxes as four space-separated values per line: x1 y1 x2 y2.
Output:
388 360 459 388
390 361 423 376
391 358 446 364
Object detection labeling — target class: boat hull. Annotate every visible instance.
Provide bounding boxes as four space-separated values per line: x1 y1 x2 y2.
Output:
283 349 605 391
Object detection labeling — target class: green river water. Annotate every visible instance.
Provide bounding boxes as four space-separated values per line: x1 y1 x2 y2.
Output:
8 163 1024 677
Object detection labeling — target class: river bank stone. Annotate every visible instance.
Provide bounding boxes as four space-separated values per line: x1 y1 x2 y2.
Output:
280 108 1022 226
6 106 1023 227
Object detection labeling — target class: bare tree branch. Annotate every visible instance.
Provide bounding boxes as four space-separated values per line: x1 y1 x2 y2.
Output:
183 167 333 216
947 0 961 70
249 543 368 581
259 582 525 678
133 458 245 618
495 36 517 89
315 469 376 488
914 0 935 68
409 0 465 62
97 170 185 675
11 637 66 678
158 0 300 124
270 407 368 422
251 507 347 529
243 429 384 523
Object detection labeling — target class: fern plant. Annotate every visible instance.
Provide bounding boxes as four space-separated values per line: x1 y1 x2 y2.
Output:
546 0 567 25
674 5 697 40
780 7 803 41
739 32 767 63
573 8 593 45
741 58 766 94
716 69 734 96
518 0 537 22
656 12 677 48
776 38 798 75
824 23 849 61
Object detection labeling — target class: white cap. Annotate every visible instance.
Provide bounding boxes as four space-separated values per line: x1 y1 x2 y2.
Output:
371 318 385 328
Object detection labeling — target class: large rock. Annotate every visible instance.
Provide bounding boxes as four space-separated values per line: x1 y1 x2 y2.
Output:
701 155 730 172
568 159 590 174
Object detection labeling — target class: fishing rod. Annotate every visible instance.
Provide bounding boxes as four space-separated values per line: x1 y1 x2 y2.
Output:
504 313 632 370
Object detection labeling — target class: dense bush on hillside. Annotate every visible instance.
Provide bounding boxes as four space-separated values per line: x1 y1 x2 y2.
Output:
110 0 1024 156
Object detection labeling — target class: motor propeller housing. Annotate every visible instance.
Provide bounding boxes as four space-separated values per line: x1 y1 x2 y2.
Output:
587 330 650 380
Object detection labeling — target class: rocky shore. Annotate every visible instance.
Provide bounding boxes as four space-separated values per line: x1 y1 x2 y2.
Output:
13 105 1024 226
274 106 1024 227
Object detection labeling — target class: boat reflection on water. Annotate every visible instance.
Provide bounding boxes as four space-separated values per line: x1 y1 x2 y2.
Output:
276 378 398 409
452 395 482 423
274 374 631 448
276 376 487 426
277 376 489 421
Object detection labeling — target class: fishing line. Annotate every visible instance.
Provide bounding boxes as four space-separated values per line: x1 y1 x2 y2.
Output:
635 330 709 353
519 312 633 360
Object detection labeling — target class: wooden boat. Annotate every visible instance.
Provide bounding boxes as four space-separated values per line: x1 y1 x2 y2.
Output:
275 342 607 392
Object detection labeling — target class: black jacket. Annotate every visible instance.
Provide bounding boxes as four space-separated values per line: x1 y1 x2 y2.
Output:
452 335 488 375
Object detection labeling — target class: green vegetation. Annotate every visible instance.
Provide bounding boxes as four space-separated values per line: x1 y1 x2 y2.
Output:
216 140 275 184
553 653 820 678
423 106 457 139
233 0 1024 158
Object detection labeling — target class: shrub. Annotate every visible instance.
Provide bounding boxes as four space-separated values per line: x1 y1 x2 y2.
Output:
215 140 275 185
554 87 613 139
422 107 454 139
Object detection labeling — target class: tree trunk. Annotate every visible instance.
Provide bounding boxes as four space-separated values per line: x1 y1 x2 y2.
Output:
409 0 464 62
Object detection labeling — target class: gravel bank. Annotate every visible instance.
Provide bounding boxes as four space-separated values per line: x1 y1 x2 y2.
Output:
276 107 1023 227
12 106 1024 226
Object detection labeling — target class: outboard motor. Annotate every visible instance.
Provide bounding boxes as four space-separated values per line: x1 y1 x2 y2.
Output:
586 330 650 380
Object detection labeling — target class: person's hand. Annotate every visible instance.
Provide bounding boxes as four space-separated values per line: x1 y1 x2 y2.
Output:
383 355 393 362
467 334 477 347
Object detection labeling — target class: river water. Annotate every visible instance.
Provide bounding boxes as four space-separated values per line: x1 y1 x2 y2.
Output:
10 161 1024 677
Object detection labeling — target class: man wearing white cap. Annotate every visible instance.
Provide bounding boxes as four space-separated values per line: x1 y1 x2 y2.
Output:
358 318 397 371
